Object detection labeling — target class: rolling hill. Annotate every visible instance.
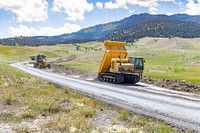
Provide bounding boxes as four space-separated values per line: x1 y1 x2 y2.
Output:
1 13 200 46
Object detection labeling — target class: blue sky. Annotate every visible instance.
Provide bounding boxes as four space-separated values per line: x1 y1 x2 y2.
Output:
0 0 199 38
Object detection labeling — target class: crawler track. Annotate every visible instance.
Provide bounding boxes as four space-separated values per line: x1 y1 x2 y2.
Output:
11 63 200 132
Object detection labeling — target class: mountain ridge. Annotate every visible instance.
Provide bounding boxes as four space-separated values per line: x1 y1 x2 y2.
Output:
104 19 200 42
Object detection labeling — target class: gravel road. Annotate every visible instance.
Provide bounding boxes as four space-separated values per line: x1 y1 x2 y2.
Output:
11 63 200 132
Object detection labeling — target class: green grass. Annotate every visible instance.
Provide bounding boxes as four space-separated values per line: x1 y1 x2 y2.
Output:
126 38 200 84
145 66 200 84
0 62 96 131
2 39 200 132
3 93 15 105
0 43 181 132
58 60 100 72
0 44 74 62
15 124 30 133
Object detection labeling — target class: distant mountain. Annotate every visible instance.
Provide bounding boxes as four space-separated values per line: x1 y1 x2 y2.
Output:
1 13 200 46
103 19 200 42
53 13 200 40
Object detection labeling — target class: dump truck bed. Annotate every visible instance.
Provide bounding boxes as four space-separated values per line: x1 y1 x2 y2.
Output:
98 41 128 73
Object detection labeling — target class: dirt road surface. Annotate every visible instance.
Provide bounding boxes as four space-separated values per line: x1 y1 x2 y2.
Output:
11 63 200 132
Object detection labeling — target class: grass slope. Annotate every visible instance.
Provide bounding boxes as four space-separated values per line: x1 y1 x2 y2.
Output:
132 37 200 84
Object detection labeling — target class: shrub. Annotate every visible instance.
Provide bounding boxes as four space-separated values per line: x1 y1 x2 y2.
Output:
43 100 61 114
3 93 15 105
173 67 186 73
119 109 128 120
83 109 96 118
15 124 30 133
19 110 36 119
144 123 160 133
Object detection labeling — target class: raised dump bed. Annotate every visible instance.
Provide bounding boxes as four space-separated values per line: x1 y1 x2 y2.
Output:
99 41 128 73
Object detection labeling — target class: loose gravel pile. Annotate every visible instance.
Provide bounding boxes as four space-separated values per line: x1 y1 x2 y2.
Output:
141 77 200 93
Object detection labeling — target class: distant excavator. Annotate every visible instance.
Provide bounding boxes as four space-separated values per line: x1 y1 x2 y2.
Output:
32 54 51 69
98 41 144 84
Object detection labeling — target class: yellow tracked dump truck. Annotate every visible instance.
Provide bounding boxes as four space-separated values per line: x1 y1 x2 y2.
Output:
98 41 144 84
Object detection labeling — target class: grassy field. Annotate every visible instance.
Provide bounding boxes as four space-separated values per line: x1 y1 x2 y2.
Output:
56 38 200 85
2 38 199 84
131 37 200 84
0 42 181 132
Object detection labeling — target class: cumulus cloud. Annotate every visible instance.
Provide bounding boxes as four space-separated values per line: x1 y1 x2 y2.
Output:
0 0 48 22
104 0 159 13
8 23 81 37
52 0 93 21
149 6 158 14
104 0 178 14
104 0 158 9
105 2 120 9
96 2 103 9
127 0 157 7
160 0 176 3
129 9 135 13
184 0 200 15
105 0 128 9
148 2 159 14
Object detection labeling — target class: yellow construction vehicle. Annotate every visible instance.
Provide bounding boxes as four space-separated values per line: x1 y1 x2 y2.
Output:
33 54 51 69
98 41 144 84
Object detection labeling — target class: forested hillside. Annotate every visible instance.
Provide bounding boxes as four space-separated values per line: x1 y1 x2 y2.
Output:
104 20 200 42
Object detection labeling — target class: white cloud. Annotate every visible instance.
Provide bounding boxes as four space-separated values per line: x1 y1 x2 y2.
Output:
8 23 81 37
9 25 38 36
96 2 103 9
149 6 158 14
105 0 128 9
104 0 159 13
105 2 119 9
177 1 184 11
160 0 176 3
0 0 48 22
184 0 200 15
127 0 157 7
127 0 175 7
52 0 93 21
129 9 135 13
148 2 159 14
104 0 182 14
104 0 159 14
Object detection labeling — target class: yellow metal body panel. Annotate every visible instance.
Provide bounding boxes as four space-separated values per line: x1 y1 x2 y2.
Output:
43 60 47 67
98 41 128 73
110 58 134 72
